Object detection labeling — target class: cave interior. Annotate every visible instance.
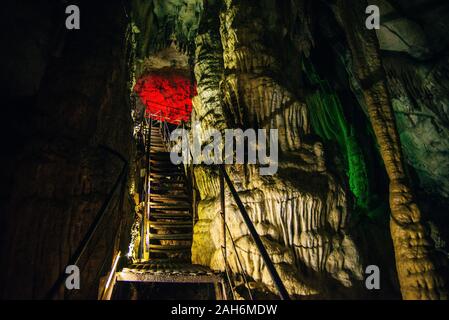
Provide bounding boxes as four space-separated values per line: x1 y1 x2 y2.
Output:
0 0 448 300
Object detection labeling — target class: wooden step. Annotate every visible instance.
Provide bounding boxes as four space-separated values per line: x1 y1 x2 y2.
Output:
150 169 182 175
148 248 190 254
151 179 185 184
150 178 184 183
150 195 189 201
150 204 190 210
149 154 172 160
150 212 191 219
149 233 192 240
149 244 191 251
150 159 175 164
151 189 187 195
150 198 190 205
150 203 190 209
149 221 192 229
150 142 165 147
151 188 187 194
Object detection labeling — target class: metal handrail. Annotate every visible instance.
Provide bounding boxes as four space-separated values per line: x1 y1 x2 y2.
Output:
224 222 254 300
45 146 128 299
157 122 285 299
218 165 290 300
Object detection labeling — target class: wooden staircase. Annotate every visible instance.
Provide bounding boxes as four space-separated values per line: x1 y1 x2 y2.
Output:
106 122 227 300
147 125 193 261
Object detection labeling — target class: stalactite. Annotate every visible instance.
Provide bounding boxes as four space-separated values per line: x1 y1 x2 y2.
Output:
303 59 369 209
336 0 448 300
191 0 364 297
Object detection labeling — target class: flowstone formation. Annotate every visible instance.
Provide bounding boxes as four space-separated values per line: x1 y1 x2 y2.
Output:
336 0 447 300
190 0 363 298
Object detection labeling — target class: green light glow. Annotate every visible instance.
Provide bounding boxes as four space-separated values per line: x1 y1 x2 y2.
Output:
303 59 369 209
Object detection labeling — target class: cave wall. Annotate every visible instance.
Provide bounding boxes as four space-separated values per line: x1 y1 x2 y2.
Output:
189 0 368 298
0 0 447 300
188 0 449 299
0 1 135 299
331 0 449 257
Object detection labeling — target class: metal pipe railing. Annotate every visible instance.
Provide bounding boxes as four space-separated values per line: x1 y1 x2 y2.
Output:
45 146 128 299
218 165 290 300
156 118 288 300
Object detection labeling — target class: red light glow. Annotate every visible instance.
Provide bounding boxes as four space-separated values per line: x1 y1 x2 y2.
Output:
134 71 196 124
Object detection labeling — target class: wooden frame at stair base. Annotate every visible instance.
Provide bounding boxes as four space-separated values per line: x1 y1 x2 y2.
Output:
117 272 223 284
116 271 228 300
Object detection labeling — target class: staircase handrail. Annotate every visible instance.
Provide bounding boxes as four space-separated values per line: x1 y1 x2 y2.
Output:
44 146 128 299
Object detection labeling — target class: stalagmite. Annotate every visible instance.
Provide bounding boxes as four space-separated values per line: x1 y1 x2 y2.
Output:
191 0 364 297
336 0 447 300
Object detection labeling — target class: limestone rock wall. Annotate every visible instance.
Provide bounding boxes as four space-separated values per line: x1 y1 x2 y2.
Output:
0 1 135 299
191 0 364 298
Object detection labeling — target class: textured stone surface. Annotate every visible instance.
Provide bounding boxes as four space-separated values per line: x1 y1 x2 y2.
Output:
190 0 364 298
0 2 134 299
373 0 432 59
337 0 447 299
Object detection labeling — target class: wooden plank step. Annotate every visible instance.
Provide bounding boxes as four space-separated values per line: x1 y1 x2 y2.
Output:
151 188 187 194
149 233 192 240
150 198 190 204
150 168 182 174
150 173 183 179
150 201 190 207
149 156 172 161
152 181 185 185
150 181 185 186
150 164 179 169
148 248 190 254
149 154 172 159
149 244 191 251
150 172 183 176
150 213 191 219
151 188 186 192
150 159 174 164
149 221 192 229
150 195 189 201
151 209 190 215
150 177 184 182
150 167 182 173
150 203 190 209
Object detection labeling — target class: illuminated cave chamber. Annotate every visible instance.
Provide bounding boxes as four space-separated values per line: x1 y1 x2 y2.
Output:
1 0 448 300
134 69 196 124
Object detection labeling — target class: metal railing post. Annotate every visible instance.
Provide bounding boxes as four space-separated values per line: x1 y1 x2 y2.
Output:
219 168 226 268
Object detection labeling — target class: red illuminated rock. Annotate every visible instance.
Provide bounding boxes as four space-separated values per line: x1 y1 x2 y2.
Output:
134 70 196 124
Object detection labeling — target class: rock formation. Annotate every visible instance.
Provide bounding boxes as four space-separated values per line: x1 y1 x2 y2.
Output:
1 0 448 300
